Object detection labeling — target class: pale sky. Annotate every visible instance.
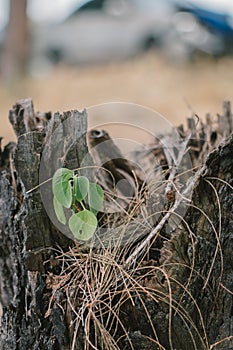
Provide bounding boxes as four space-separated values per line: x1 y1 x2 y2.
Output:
0 0 8 30
27 0 81 22
0 0 233 31
0 0 81 30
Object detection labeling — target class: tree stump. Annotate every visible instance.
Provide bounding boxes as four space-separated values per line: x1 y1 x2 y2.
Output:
0 99 232 350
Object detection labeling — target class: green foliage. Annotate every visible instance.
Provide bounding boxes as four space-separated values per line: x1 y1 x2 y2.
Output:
52 168 104 241
88 182 104 214
74 176 89 202
53 196 67 225
68 210 98 240
52 168 74 208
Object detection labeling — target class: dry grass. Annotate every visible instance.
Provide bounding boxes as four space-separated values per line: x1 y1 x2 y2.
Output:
44 167 233 349
43 112 232 349
46 187 223 350
23 88 231 349
1 50 232 349
1 51 233 146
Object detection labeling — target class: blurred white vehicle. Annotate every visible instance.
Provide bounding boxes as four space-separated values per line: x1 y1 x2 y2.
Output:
32 0 175 64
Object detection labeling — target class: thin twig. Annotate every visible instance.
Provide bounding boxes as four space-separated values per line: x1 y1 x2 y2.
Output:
125 166 205 266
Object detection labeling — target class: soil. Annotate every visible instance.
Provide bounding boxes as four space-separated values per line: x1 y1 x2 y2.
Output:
1 51 233 146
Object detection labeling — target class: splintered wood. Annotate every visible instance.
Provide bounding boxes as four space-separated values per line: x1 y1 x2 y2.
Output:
88 101 233 228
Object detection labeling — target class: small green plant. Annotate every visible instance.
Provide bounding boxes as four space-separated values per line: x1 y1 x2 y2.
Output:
52 168 104 241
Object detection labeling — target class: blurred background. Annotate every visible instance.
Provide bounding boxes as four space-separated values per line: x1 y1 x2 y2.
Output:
0 0 233 145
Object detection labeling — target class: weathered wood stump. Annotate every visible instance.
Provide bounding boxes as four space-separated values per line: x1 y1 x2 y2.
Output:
0 99 232 349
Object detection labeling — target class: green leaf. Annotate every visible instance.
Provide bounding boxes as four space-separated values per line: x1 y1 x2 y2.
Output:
53 196 66 225
52 168 74 208
88 182 104 214
74 176 89 202
68 210 97 241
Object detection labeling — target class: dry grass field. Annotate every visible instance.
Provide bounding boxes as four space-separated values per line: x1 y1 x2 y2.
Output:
1 51 233 145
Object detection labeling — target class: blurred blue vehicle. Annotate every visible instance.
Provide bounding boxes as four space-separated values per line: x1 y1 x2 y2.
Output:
32 0 176 65
174 0 233 55
31 0 233 67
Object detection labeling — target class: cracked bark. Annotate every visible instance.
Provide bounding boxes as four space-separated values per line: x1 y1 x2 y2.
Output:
0 99 232 349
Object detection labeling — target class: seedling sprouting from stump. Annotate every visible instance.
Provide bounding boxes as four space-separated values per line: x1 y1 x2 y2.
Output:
52 168 104 241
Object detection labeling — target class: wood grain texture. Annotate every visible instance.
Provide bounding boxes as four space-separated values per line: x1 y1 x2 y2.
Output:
0 100 232 349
